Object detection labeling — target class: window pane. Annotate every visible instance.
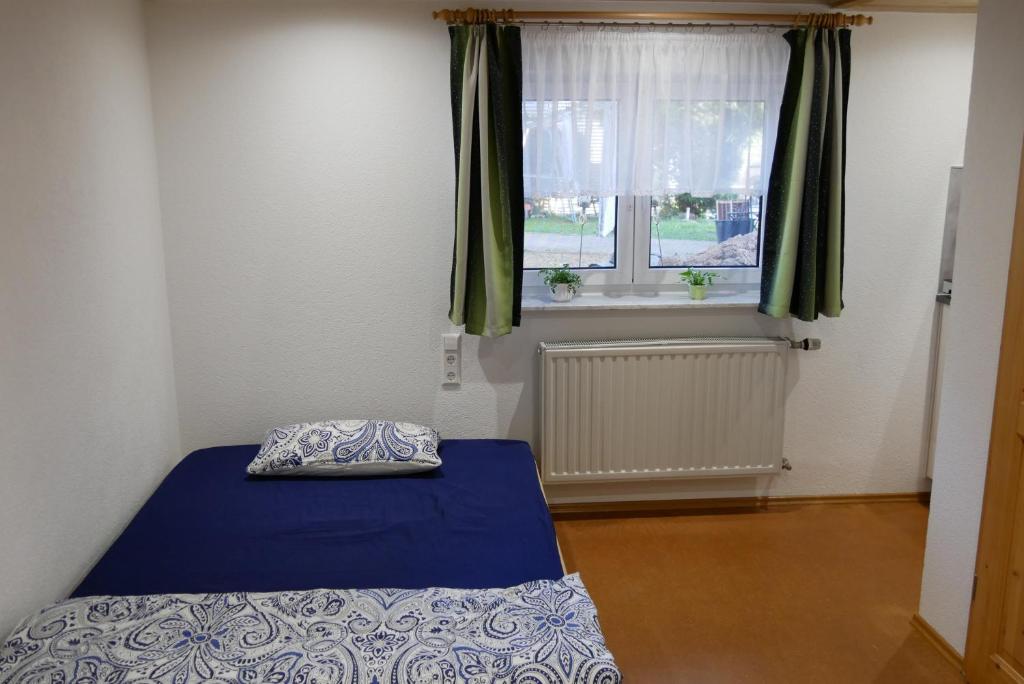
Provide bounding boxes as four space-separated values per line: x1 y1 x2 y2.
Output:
649 194 761 268
523 100 618 199
524 196 616 270
654 101 767 197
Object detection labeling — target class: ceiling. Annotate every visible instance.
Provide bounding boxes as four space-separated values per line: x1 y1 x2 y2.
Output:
828 0 975 12
666 0 977 11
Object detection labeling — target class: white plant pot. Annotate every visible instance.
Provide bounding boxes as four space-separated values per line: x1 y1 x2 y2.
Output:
551 284 575 303
688 284 708 300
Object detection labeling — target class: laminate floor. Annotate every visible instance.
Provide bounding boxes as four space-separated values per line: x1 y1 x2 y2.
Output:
554 502 963 683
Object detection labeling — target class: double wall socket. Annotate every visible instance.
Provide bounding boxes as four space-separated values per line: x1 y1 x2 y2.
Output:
442 333 461 385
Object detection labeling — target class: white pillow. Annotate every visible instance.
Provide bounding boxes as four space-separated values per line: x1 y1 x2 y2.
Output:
246 420 441 477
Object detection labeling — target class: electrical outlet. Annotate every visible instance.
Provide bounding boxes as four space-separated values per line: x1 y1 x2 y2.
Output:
442 333 461 386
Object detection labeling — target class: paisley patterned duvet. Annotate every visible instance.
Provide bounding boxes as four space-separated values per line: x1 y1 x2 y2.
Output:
0 573 620 684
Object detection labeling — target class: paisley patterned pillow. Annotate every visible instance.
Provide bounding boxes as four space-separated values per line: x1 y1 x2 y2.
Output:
247 420 441 476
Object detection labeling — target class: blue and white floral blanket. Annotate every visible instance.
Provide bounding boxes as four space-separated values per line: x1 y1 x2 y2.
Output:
0 573 620 684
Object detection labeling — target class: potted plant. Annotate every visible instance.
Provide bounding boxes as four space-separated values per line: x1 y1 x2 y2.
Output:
679 268 718 300
540 265 583 303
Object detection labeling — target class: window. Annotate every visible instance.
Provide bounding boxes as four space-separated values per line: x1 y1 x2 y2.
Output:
524 196 617 270
648 194 762 269
522 99 621 273
520 28 788 292
523 193 763 281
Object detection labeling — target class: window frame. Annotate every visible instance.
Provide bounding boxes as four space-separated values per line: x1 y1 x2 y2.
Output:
521 196 636 288
631 195 764 287
522 195 763 293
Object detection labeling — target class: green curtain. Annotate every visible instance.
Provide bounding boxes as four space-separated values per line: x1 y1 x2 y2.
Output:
448 24 524 337
759 27 851 321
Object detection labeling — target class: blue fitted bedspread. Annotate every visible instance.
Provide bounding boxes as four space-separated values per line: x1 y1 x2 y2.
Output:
72 439 563 597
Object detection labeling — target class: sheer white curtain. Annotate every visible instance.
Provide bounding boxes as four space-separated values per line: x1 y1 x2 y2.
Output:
522 27 790 198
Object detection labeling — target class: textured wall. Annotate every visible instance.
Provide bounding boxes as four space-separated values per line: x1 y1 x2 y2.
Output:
920 0 1024 655
0 0 180 635
144 2 974 503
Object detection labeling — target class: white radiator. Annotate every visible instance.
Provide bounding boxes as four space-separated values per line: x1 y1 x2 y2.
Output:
539 338 789 483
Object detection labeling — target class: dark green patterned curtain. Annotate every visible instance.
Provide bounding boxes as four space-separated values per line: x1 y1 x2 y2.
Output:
448 24 524 337
759 27 851 321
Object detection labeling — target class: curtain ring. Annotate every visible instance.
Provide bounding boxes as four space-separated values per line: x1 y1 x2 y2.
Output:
541 21 550 31
727 23 736 33
750 24 759 34
702 23 711 34
648 22 656 32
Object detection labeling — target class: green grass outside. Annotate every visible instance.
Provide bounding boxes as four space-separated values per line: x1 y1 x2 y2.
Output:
525 215 717 241
650 218 717 241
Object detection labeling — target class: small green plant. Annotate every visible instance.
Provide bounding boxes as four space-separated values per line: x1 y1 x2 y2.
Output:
540 265 583 295
679 268 719 287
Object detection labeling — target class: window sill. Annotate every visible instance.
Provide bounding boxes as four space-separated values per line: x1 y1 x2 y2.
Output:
521 290 761 312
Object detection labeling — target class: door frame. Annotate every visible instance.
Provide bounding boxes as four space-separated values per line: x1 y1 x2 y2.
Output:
964 141 1024 682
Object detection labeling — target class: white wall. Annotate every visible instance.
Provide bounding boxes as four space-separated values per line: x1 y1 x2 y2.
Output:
0 1 180 635
919 0 1024 655
144 1 974 503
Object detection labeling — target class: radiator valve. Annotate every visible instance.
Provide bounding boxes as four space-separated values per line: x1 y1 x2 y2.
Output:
781 458 793 471
787 337 822 351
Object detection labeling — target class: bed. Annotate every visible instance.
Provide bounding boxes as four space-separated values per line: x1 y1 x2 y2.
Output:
74 439 565 596
1 439 620 683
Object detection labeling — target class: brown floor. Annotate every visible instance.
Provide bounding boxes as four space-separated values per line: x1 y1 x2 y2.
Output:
554 502 963 683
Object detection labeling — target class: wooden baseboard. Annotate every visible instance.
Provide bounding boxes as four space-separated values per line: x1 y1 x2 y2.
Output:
911 613 964 674
548 491 931 519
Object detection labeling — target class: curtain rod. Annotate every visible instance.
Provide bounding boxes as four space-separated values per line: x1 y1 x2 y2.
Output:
432 8 873 28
